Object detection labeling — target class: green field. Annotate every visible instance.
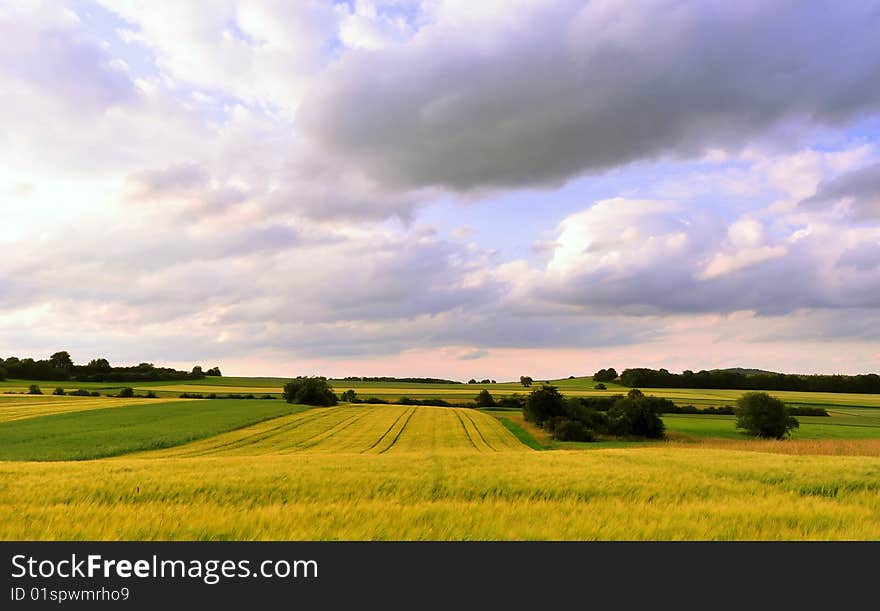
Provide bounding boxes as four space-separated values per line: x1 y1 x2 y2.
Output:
0 399 309 461
3 378 880 539
6 375 880 409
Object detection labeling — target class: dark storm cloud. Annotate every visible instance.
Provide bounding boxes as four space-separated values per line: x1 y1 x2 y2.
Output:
299 1 880 191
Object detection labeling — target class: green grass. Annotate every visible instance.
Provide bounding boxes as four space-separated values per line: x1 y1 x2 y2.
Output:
663 409 880 440
498 417 546 450
0 399 310 461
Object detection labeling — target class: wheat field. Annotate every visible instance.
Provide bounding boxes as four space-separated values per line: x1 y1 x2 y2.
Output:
0 395 187 423
140 405 526 457
3 396 880 540
2 448 880 539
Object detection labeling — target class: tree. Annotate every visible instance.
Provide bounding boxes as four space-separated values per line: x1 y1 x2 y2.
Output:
206 366 222 376
593 368 618 382
283 377 338 406
467 379 477 384
28 384 42 395
87 358 111 372
191 366 204 377
523 384 565 426
520 376 534 388
340 389 358 402
475 389 496 407
49 351 73 372
0 365 6 381
606 390 665 438
118 387 134 398
735 392 799 439
594 383 607 390
53 387 66 395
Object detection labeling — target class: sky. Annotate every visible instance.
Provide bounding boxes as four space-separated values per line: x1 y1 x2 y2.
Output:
2 0 880 380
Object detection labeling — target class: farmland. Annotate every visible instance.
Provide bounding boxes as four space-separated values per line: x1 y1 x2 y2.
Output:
7 375 880 409
3 448 880 539
3 378 880 539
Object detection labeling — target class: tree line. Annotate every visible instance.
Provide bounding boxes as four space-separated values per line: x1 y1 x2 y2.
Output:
615 367 880 394
342 376 462 384
0 351 221 382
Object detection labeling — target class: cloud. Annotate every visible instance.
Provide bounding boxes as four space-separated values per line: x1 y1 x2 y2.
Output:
838 241 880 271
98 0 341 113
2 2 880 377
453 348 488 361
801 162 880 220
528 197 880 316
299 1 880 191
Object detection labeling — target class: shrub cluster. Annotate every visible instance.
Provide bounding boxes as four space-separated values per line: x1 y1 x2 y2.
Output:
283 377 338 406
69 389 98 397
523 386 666 441
474 389 496 407
342 376 461 384
593 368 618 382
179 392 263 400
338 390 453 407
395 397 453 407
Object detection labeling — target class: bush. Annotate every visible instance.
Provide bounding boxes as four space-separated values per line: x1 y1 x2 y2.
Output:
564 398 608 430
606 389 666 439
27 384 42 395
283 377 338 406
551 418 594 442
118 387 135 398
396 397 452 407
259 394 276 400
53 387 66 396
340 389 358 402
593 368 618 382
179 392 204 399
735 392 799 439
69 389 92 397
594 383 606 390
90 391 100 397
145 391 157 399
475 389 496 408
523 384 566 426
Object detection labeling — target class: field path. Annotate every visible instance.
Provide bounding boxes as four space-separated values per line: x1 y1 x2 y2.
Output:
139 405 528 457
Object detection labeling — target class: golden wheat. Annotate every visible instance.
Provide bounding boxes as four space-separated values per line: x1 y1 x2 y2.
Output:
140 405 526 457
2 448 880 539
0 395 186 423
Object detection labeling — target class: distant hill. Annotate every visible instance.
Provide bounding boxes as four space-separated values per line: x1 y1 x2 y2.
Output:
711 367 779 376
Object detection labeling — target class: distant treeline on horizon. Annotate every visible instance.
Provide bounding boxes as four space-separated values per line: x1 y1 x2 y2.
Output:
341 376 462 384
618 368 880 394
0 351 221 383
